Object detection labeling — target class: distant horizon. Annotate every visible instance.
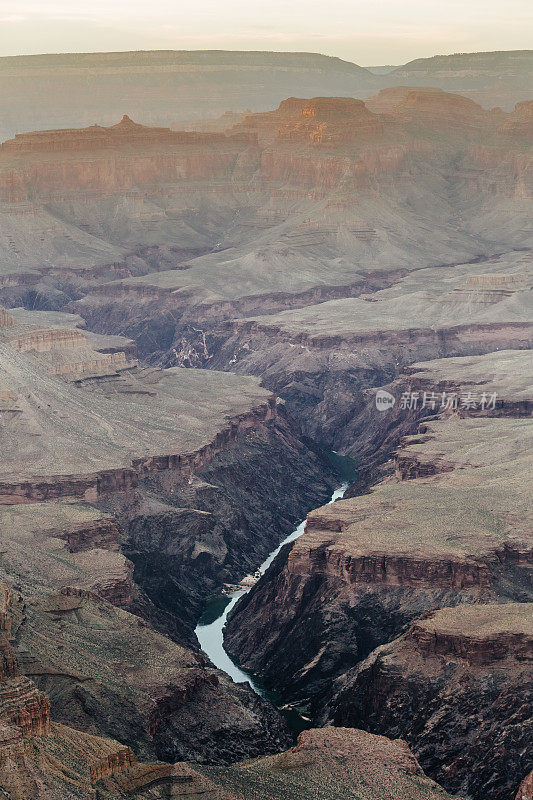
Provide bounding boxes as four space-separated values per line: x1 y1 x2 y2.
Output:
0 45 531 70
0 0 531 63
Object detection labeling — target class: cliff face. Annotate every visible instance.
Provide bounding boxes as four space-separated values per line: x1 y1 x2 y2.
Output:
0 88 530 308
0 307 345 763
330 604 533 800
199 252 532 452
0 580 147 800
121 412 338 631
2 93 528 204
0 115 231 154
0 569 463 799
224 349 532 721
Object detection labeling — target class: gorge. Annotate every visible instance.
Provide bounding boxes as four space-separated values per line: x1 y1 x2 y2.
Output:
0 63 531 800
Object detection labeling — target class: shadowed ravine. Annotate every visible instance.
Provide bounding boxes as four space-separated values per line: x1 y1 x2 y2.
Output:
195 483 348 703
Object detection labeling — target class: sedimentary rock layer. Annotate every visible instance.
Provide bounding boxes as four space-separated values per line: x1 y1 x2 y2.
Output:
224 349 533 718
330 604 533 800
96 727 462 800
0 306 340 765
202 253 532 450
0 88 530 329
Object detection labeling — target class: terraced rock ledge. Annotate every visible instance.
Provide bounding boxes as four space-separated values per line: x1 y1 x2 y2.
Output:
0 305 342 765
224 348 533 799
331 604 533 800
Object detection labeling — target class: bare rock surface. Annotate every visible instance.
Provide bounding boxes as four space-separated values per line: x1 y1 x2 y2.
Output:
206 252 532 450
330 604 533 800
0 88 530 338
224 348 533 729
96 727 462 800
1 307 346 764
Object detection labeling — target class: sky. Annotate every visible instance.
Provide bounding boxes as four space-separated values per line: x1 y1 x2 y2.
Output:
0 0 531 64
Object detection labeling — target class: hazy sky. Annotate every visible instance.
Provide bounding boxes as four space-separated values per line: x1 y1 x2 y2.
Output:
0 0 531 64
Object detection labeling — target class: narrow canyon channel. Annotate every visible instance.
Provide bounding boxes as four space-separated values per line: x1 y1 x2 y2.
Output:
195 483 348 714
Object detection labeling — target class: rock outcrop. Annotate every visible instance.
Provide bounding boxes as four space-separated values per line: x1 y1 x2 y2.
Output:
0 115 231 154
0 579 146 800
95 727 462 800
2 562 291 768
224 349 533 719
330 604 532 800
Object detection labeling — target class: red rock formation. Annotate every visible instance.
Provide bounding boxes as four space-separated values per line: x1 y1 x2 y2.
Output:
276 97 384 145
0 115 230 154
393 87 489 126
89 746 137 782
0 89 529 223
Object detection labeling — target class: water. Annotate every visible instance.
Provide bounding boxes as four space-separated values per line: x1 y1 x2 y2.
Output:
195 483 348 696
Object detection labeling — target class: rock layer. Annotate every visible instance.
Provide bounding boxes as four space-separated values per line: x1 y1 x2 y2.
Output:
330 604 533 800
224 350 533 721
1 307 342 763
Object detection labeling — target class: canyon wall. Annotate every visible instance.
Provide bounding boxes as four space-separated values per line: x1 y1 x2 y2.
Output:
330 604 532 800
224 350 532 756
0 308 342 763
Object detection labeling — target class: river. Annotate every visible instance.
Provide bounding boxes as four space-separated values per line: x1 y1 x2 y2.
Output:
195 483 348 698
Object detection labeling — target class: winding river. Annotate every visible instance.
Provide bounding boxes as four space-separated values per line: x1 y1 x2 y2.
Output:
195 483 348 698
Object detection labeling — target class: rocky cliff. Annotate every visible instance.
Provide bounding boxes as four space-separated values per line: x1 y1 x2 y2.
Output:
199 252 532 451
0 307 343 764
330 604 532 800
224 349 532 723
0 579 145 800
0 554 464 800
0 88 530 330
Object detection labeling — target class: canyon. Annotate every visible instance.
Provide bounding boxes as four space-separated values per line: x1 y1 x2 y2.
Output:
0 72 531 799
0 304 341 767
224 348 533 800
